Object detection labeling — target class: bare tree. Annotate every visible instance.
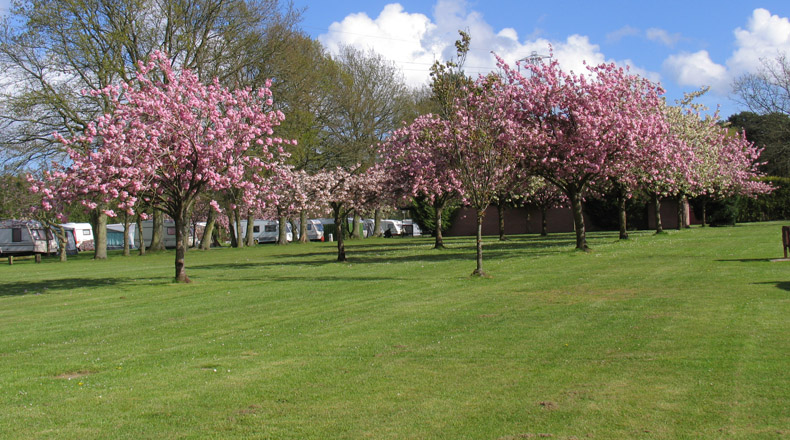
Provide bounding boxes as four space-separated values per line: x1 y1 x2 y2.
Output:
733 52 790 116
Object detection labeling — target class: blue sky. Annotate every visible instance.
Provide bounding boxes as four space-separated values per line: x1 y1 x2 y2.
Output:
294 0 790 118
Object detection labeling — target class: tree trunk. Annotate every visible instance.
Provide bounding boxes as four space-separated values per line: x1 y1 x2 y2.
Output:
434 199 445 249
90 210 108 259
373 208 382 238
295 211 307 243
653 193 664 234
677 194 686 231
149 210 166 251
57 226 67 262
245 210 256 246
200 208 217 249
333 204 346 262
48 223 68 262
618 193 629 240
234 207 244 248
569 189 588 250
136 214 146 255
173 208 191 283
352 212 363 239
122 213 131 256
701 199 707 227
299 210 309 243
278 215 288 245
498 202 507 241
541 207 548 236
228 208 238 247
471 208 487 277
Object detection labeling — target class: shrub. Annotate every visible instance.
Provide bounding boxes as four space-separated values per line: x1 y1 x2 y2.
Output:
736 177 790 222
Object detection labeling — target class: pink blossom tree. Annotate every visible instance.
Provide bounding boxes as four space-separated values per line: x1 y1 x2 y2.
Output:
379 114 462 249
442 73 522 276
37 51 289 282
522 180 568 237
501 56 670 250
313 166 385 262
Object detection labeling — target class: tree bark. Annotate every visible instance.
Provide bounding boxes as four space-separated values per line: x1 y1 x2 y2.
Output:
57 226 67 262
200 208 216 249
245 210 256 246
677 194 686 231
471 208 487 276
653 193 664 234
618 193 629 240
701 199 707 227
373 208 382 238
569 189 588 250
173 207 191 283
149 210 166 251
46 221 68 262
333 204 346 262
234 207 244 248
433 199 446 249
228 208 238 248
136 214 146 255
498 202 507 241
278 215 289 245
351 212 363 239
122 213 131 256
90 210 108 259
298 210 309 243
541 207 548 237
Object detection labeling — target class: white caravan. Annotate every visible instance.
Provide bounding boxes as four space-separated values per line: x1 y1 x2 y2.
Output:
240 220 293 244
61 222 94 250
135 220 194 249
0 219 59 257
304 219 325 241
380 219 403 236
401 219 422 236
292 219 324 241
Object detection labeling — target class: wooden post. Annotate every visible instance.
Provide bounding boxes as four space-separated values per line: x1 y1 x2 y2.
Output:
8 256 12 265
35 254 42 263
783 226 790 259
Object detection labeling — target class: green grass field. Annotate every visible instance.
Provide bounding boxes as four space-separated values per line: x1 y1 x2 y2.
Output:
1 222 788 439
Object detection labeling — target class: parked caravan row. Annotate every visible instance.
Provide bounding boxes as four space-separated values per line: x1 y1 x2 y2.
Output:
240 220 293 244
134 221 195 249
314 218 421 238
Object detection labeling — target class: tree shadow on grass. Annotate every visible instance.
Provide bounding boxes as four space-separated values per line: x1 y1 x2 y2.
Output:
226 275 402 283
0 276 171 297
752 281 790 291
715 258 776 263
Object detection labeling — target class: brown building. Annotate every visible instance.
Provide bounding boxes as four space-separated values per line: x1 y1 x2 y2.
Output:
446 198 696 236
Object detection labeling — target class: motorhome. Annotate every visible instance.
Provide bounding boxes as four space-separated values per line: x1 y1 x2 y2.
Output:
0 219 59 257
240 220 293 244
135 220 194 249
61 222 94 251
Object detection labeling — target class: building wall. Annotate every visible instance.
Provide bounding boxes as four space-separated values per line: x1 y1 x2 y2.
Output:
445 198 698 237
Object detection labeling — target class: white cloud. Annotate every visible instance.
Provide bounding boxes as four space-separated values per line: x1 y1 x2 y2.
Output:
318 0 658 87
606 25 640 44
646 28 681 48
663 50 728 90
663 8 790 94
729 8 790 75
